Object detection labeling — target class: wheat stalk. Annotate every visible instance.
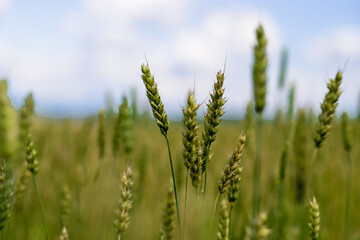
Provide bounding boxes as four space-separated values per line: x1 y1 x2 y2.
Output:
201 70 226 196
252 24 268 221
26 135 49 240
341 112 352 240
140 63 181 238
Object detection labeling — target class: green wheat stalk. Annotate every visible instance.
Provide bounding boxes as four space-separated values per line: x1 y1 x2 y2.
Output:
140 63 181 239
252 24 268 219
26 135 49 240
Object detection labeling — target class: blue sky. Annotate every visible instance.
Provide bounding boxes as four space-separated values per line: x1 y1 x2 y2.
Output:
0 0 359 118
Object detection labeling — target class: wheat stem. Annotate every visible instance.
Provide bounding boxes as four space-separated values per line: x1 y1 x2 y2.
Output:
252 113 263 219
165 135 182 240
209 193 220 238
344 151 352 240
183 169 189 239
33 175 49 240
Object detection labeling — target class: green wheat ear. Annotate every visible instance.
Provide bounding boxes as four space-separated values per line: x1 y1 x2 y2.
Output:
119 97 134 158
252 24 268 114
313 71 342 148
182 91 202 189
141 64 169 136
26 135 39 175
0 161 13 232
218 135 246 195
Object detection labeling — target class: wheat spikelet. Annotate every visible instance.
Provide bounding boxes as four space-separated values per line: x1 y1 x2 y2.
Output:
227 167 242 209
141 64 169 136
313 71 342 148
182 91 202 189
252 24 268 114
114 167 134 237
0 161 13 231
119 97 134 157
309 196 320 240
217 199 230 240
201 71 226 172
26 135 39 175
218 135 246 194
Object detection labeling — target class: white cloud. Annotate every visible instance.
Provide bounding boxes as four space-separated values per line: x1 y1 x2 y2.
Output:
1 1 284 118
305 26 360 63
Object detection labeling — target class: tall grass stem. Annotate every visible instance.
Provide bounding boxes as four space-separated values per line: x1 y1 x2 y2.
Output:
33 175 49 240
344 151 352 240
165 135 182 240
252 113 263 219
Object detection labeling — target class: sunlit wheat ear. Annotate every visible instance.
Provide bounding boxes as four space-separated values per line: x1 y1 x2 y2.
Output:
201 71 226 171
218 135 246 195
141 64 169 136
182 91 202 189
161 185 176 240
341 112 352 152
0 161 13 232
252 24 268 114
245 212 271 240
217 199 230 240
114 167 134 238
59 227 69 240
313 71 342 148
309 196 320 240
98 109 106 159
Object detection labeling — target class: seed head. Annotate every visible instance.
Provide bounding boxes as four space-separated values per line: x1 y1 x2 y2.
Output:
309 196 320 240
182 91 202 188
313 71 342 148
252 24 268 114
141 64 169 136
114 168 134 235
218 135 246 194
25 135 39 175
201 71 226 171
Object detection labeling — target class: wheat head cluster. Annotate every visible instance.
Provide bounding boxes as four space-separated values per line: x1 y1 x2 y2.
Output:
0 24 358 240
